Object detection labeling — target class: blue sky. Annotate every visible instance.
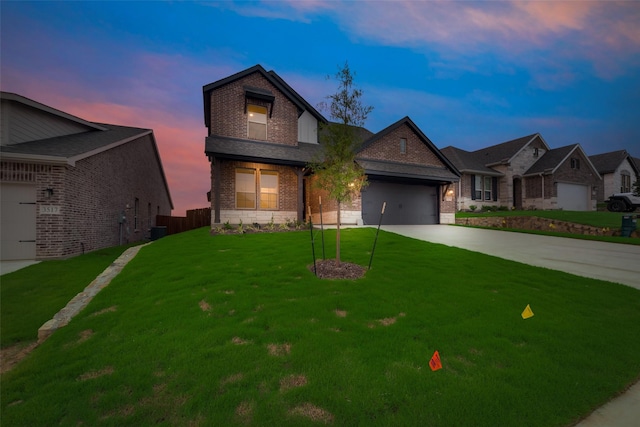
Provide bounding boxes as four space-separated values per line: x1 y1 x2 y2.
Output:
2 1 639 214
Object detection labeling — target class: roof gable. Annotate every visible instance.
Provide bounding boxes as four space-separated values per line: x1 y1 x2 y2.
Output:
589 149 639 176
524 144 601 178
357 116 460 176
202 64 326 128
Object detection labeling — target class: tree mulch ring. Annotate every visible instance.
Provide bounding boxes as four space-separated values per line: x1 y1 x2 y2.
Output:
309 259 367 280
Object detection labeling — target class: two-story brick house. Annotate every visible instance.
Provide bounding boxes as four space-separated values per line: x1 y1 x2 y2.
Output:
203 65 460 227
442 134 601 211
1 92 173 261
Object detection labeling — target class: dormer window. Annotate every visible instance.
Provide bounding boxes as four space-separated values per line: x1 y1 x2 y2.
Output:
400 138 407 154
248 104 267 140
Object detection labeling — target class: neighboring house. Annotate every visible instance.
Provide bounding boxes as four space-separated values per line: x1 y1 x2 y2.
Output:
202 64 460 227
442 134 601 211
589 150 640 202
0 92 173 261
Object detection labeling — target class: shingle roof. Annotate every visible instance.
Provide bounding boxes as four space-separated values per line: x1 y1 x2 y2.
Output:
205 135 321 166
524 144 578 175
589 150 639 175
472 133 543 165
357 159 459 182
0 123 151 164
440 146 503 176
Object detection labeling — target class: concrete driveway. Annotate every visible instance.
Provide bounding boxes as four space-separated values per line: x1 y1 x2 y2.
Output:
381 225 640 290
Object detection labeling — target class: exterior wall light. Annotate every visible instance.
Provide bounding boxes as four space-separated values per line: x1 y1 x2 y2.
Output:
45 188 54 198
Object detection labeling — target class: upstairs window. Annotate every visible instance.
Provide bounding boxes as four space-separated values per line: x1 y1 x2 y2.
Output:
260 170 278 209
247 104 267 140
534 147 539 157
400 138 407 154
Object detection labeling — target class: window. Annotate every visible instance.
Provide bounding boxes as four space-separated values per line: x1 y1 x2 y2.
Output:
534 147 539 157
400 138 407 154
571 158 580 169
484 177 492 201
260 170 278 209
472 175 497 201
236 169 256 208
621 172 631 193
474 175 483 200
247 104 267 140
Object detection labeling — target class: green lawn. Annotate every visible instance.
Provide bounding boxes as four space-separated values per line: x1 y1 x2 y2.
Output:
0 242 141 348
2 228 639 426
457 209 633 228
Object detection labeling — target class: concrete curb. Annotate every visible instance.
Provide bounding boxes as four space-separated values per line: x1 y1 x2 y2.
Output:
37 243 150 342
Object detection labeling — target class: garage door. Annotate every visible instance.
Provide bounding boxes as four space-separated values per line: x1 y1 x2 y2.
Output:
1 183 37 260
361 181 438 225
557 183 589 211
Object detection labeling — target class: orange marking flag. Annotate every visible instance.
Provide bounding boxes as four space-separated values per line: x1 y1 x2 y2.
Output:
521 304 534 319
429 350 442 371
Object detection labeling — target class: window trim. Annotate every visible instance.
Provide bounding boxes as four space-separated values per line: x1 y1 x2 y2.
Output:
247 104 267 140
259 170 279 209
236 168 257 209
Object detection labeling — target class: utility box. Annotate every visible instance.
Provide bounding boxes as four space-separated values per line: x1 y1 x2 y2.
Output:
621 215 637 238
150 226 167 241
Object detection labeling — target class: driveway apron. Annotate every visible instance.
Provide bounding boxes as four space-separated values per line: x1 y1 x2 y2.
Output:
381 225 640 290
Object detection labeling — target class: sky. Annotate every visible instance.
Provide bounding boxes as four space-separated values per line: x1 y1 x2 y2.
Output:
2 1 639 215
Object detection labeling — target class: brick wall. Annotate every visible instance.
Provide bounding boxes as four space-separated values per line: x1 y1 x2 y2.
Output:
209 72 299 145
211 159 301 224
358 124 444 167
2 134 172 259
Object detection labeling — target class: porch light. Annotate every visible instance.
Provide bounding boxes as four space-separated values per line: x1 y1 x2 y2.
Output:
45 188 54 198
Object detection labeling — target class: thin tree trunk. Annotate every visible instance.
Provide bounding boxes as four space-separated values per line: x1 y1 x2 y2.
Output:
336 201 341 264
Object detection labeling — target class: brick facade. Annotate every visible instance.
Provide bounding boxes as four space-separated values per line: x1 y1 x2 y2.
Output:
209 72 299 145
1 134 172 259
358 124 444 167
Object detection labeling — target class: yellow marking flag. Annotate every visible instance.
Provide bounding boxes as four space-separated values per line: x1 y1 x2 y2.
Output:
521 304 534 319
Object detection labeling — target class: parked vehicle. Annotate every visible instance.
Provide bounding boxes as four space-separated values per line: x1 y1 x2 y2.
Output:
606 192 640 212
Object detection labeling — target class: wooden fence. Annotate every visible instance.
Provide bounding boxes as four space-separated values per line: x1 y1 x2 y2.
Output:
156 208 211 236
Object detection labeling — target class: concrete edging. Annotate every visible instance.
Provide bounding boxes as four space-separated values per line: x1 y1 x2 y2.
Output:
37 243 150 342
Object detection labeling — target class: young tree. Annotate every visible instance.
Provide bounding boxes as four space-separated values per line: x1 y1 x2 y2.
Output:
311 62 373 263
633 178 640 196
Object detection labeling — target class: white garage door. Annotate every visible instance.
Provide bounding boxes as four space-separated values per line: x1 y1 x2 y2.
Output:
1 183 37 260
557 183 589 211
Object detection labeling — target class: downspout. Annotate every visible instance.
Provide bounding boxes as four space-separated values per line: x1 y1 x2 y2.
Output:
540 173 545 210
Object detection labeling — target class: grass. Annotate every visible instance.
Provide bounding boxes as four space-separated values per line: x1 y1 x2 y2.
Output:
457 209 634 228
0 242 141 348
2 228 640 426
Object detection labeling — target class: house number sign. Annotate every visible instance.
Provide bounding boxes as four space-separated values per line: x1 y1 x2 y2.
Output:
40 205 61 215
